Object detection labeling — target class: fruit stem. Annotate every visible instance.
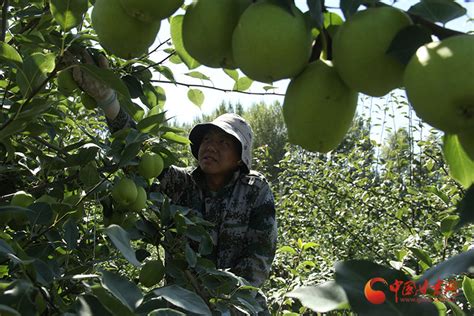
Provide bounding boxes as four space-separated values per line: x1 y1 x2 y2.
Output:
320 28 332 60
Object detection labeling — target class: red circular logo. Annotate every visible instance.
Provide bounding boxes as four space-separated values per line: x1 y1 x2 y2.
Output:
364 277 388 304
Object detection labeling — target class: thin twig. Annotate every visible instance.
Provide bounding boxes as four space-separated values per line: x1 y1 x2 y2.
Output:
150 79 285 96
361 0 465 40
132 51 176 75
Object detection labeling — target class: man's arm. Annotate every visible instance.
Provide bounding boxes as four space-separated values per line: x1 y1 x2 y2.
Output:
232 184 277 287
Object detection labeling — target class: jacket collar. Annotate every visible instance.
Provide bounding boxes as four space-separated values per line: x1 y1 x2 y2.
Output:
191 166 241 195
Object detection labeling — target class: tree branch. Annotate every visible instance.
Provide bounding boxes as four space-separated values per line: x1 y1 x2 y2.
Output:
150 79 285 96
362 0 465 40
1 0 8 42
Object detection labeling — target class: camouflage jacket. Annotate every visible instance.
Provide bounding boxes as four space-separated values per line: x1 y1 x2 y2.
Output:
107 108 277 287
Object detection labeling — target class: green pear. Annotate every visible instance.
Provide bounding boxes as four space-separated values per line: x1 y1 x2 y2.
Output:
11 191 35 208
57 70 79 96
111 178 138 206
232 0 312 83
404 35 474 134
81 92 97 110
138 153 164 179
128 186 147 212
458 131 474 161
92 0 160 59
139 259 165 287
283 60 358 153
119 0 183 22
332 7 412 97
182 0 251 69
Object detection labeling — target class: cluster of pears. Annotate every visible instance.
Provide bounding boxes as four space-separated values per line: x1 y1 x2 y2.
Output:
285 6 413 152
179 1 399 152
91 0 183 59
181 0 312 82
288 6 473 155
111 152 163 213
182 1 473 155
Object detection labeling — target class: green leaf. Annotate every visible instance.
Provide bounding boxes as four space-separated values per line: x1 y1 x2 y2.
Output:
118 141 142 168
462 276 474 307
104 224 141 267
302 242 318 251
278 246 297 255
66 144 100 166
155 65 175 83
137 112 167 134
433 301 447 316
185 71 211 81
0 239 15 255
457 184 474 229
79 162 101 187
78 64 131 99
16 52 55 97
185 243 197 268
140 83 166 108
440 215 460 238
76 295 113 316
161 132 190 145
324 12 344 28
233 77 253 91
91 284 135 316
408 247 433 267
122 75 143 99
417 250 474 286
153 285 211 315
170 15 200 70
64 218 79 250
287 281 349 313
408 0 467 24
263 85 275 91
0 304 21 316
297 238 303 249
0 119 27 141
50 0 88 31
0 42 23 67
16 98 51 121
101 270 143 312
28 202 54 226
443 134 474 189
223 69 239 81
148 309 186 316
386 24 433 66
187 89 204 107
32 259 54 286
443 300 465 316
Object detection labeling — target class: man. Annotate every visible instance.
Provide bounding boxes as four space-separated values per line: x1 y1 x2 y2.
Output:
73 52 278 306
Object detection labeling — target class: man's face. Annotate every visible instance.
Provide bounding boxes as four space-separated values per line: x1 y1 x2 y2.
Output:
198 127 241 177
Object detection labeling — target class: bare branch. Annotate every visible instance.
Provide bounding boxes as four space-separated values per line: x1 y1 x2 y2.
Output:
151 79 285 96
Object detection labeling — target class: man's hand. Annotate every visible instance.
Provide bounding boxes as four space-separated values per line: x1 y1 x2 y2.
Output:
62 49 120 119
72 49 114 104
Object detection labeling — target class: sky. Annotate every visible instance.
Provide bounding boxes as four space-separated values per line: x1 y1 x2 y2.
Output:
149 0 474 126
